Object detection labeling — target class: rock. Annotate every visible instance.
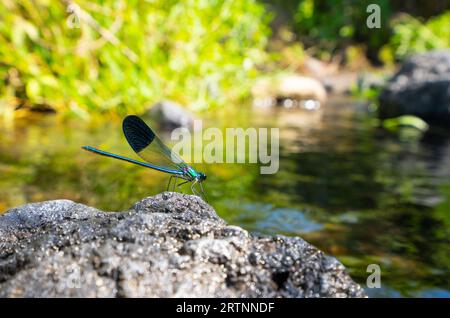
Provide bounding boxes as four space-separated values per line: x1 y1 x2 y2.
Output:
278 75 327 103
302 57 338 79
379 50 450 124
321 72 358 95
252 75 327 108
147 100 196 129
319 72 386 95
0 193 366 298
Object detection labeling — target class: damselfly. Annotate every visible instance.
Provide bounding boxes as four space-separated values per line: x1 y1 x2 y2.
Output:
82 115 207 198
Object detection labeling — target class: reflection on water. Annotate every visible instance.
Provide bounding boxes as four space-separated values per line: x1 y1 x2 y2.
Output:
0 97 449 297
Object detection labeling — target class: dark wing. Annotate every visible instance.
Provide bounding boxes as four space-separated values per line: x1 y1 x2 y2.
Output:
122 115 187 173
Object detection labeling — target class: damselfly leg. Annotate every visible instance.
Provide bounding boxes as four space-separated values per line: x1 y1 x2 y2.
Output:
198 182 208 202
190 180 198 196
172 176 179 192
166 175 180 192
166 175 174 191
176 180 190 190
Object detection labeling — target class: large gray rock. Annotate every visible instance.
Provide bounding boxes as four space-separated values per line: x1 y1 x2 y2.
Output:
0 193 365 298
379 50 450 124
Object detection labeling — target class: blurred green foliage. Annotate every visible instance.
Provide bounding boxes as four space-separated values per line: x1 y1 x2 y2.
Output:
382 115 429 132
280 0 449 63
1 0 449 118
387 12 450 60
293 0 392 60
0 0 270 117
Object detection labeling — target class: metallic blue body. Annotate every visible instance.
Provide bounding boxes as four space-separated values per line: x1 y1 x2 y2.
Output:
82 146 184 175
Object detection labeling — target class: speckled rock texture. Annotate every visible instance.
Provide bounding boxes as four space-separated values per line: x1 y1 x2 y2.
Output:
0 192 366 298
379 50 450 124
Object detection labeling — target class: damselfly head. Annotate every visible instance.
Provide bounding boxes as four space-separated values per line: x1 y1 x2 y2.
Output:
198 172 207 182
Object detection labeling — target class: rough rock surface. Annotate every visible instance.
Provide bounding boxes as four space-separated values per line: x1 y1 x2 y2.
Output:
379 50 450 124
0 193 365 298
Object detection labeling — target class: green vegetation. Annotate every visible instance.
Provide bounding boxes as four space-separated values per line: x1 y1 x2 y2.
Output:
1 1 449 117
0 0 270 117
1 1 449 118
382 115 429 132
293 0 392 60
267 0 449 64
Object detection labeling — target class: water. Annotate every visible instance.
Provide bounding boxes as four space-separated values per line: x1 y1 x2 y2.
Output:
0 97 449 297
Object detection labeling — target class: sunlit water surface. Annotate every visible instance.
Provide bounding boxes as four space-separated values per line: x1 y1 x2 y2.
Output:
1 97 449 297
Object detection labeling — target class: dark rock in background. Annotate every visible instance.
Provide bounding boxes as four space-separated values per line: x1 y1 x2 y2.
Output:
147 100 196 129
379 50 450 125
0 193 366 298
